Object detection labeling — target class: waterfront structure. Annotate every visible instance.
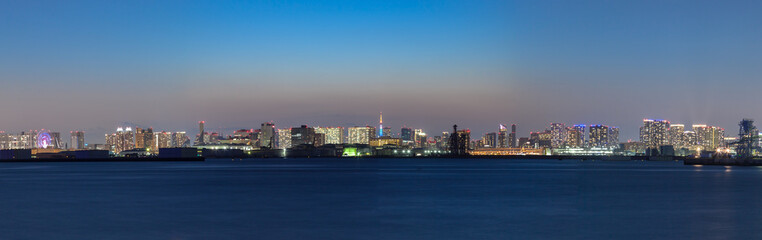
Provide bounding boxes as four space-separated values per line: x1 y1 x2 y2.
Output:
552 147 614 156
277 128 292 149
621 141 647 155
291 125 315 146
348 126 375 144
70 131 85 150
314 127 344 144
470 148 543 156
640 119 670 148
370 136 402 147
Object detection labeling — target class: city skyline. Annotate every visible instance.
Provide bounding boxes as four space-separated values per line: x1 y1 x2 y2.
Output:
3 1 762 143
0 116 742 148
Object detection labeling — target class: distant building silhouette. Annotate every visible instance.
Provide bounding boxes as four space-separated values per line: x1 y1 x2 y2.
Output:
198 121 205 145
449 125 470 156
291 125 315 146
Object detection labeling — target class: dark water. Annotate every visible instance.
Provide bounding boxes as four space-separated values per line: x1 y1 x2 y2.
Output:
1 158 761 240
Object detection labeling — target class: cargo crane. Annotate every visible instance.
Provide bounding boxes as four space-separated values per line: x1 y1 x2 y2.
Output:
734 119 760 158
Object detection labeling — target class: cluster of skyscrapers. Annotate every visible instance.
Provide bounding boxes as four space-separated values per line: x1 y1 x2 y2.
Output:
105 127 189 154
476 123 619 150
637 119 727 155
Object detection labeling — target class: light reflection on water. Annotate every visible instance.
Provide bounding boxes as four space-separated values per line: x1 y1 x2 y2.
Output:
0 158 759 240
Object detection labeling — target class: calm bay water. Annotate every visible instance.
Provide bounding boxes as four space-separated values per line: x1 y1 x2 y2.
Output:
1 158 761 239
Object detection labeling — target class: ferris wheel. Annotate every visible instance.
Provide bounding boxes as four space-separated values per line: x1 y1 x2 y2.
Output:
37 132 52 149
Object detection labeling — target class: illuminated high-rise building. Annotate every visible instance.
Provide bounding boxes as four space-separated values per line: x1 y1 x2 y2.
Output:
483 132 497 148
172 132 188 147
145 128 155 151
498 124 508 148
70 131 85 149
260 122 276 149
277 128 292 149
107 127 134 153
588 125 609 148
135 128 145 149
683 131 697 146
608 127 619 148
414 129 427 147
566 125 585 148
437 132 450 150
692 125 725 150
640 119 670 148
383 127 392 138
156 131 172 149
550 123 567 148
348 126 375 144
400 127 413 141
314 127 344 144
529 130 552 148
667 124 686 148
105 133 118 153
0 131 38 149
134 128 154 150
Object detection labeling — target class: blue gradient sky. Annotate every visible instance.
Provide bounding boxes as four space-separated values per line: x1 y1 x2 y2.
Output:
2 0 762 142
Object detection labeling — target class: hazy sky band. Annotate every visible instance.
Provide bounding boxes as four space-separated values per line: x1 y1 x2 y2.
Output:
1 0 761 141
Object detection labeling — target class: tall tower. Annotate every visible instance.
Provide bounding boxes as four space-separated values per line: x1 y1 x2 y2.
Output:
260 122 275 149
509 124 517 148
198 121 205 145
498 124 508 148
379 112 383 137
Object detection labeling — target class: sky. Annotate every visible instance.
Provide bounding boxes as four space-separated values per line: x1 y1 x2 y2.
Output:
2 0 762 142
